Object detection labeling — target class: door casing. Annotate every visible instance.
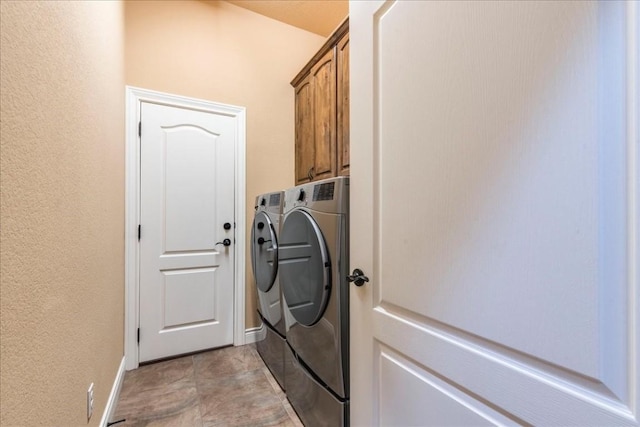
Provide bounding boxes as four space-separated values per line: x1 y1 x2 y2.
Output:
124 86 246 370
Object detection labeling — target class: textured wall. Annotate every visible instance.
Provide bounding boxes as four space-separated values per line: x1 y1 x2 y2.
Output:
0 1 125 426
125 0 324 328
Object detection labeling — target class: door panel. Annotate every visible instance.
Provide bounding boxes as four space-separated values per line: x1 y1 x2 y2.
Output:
350 1 638 425
139 101 235 362
378 345 514 427
163 126 218 252
337 33 350 176
295 78 314 184
163 268 217 327
312 50 337 181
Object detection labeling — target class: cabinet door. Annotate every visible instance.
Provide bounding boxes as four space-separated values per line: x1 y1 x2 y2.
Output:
336 33 349 176
294 75 314 184
311 48 336 182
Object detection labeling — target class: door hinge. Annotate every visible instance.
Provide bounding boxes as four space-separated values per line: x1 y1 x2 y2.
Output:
137 328 140 344
138 224 141 241
138 121 142 138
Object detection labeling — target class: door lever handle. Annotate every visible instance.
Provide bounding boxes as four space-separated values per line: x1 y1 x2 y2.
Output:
347 268 369 286
215 238 232 247
257 237 277 252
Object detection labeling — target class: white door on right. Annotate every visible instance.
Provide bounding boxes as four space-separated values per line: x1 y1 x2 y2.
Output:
350 1 639 426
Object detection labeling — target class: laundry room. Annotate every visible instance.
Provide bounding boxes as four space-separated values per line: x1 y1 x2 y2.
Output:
2 1 638 426
123 3 351 425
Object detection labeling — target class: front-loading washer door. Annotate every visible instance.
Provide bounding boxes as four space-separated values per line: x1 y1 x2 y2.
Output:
251 211 278 293
279 209 331 327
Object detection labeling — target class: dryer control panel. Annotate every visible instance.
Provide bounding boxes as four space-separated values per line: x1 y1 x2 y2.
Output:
269 192 281 207
313 182 335 201
255 191 285 214
285 177 349 214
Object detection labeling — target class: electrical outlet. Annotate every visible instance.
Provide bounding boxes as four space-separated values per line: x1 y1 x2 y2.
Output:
87 383 94 421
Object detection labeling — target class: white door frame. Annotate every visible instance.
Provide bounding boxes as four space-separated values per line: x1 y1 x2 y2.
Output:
124 86 246 370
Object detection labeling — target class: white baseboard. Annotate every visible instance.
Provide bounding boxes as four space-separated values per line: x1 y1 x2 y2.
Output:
100 356 126 427
244 323 266 344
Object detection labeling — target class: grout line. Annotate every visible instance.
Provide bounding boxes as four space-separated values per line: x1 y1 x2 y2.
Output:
113 345 302 426
191 355 206 427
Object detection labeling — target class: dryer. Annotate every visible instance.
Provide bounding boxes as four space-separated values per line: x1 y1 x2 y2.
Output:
279 177 349 426
251 191 286 390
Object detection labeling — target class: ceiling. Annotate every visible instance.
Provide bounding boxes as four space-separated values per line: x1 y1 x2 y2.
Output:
224 0 348 37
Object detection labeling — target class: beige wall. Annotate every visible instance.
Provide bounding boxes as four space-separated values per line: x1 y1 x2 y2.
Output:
125 0 325 328
0 2 125 426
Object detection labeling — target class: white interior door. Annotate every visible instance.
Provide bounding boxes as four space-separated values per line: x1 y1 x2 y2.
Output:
139 101 236 363
350 1 639 426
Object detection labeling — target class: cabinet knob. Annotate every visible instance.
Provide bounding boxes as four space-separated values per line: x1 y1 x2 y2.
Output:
308 166 315 180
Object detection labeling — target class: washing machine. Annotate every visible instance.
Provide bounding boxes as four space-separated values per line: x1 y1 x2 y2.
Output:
251 191 286 390
279 177 349 426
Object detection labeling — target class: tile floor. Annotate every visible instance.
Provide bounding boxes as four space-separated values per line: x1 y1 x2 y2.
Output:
109 344 303 427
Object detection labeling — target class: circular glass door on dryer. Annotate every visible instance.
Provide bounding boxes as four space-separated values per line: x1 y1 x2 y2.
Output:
251 211 278 292
279 210 331 326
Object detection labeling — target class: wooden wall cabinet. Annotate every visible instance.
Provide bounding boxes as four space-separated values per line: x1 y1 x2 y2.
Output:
336 32 349 177
292 19 349 185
